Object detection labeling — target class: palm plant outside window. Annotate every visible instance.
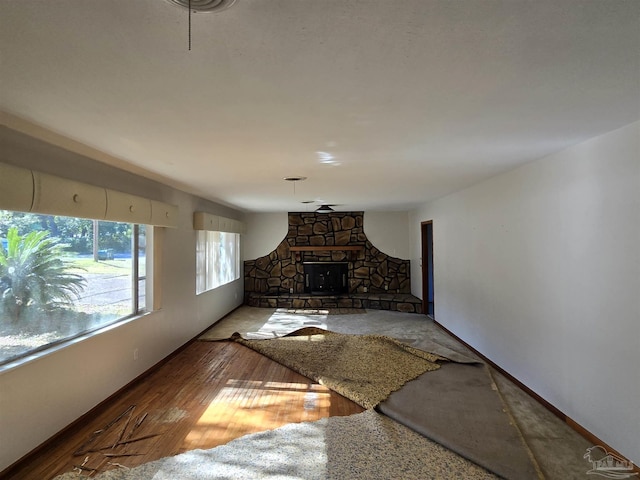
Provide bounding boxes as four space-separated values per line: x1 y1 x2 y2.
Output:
0 210 147 366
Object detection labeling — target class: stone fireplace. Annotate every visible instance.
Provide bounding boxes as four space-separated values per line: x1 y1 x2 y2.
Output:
244 212 422 313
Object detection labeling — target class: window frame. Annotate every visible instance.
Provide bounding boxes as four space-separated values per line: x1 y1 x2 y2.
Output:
0 211 150 368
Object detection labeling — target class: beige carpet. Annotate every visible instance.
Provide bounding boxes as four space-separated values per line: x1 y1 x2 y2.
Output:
54 410 498 480
230 327 446 409
229 326 543 479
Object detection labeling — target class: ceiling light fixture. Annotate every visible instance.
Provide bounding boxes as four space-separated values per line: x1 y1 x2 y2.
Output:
165 0 238 50
283 176 307 182
284 176 307 195
315 205 335 214
165 0 237 13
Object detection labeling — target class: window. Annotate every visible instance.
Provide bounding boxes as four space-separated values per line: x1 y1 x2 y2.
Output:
196 231 240 294
0 210 148 366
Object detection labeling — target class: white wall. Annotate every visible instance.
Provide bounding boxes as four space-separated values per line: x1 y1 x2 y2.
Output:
242 212 288 260
243 211 410 261
364 211 410 259
409 121 640 463
0 128 244 471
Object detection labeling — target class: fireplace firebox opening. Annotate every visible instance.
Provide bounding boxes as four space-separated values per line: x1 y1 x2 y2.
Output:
303 262 348 296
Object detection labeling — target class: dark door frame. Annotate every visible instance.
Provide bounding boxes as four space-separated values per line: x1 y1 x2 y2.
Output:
421 221 434 317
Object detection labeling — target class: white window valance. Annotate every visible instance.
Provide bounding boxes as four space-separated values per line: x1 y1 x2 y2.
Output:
193 211 244 234
0 162 178 227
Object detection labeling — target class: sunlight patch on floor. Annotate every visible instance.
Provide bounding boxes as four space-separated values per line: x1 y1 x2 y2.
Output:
244 309 328 339
184 378 331 449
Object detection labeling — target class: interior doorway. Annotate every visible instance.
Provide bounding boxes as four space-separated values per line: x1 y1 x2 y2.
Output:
421 221 434 317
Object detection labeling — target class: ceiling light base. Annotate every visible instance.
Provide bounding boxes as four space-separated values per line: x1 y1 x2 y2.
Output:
165 0 237 13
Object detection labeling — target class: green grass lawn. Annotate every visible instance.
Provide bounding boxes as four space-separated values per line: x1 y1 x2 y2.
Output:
65 257 133 275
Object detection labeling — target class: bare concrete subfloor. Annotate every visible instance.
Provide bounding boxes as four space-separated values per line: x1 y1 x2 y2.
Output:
203 306 595 479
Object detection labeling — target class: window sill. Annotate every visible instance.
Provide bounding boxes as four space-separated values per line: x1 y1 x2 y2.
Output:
0 311 153 375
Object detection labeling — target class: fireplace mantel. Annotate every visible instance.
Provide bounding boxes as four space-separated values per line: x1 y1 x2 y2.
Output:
290 245 364 262
289 246 363 252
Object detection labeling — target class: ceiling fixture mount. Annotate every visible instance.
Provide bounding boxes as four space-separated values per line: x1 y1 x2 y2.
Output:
165 0 237 50
315 205 335 214
165 0 237 13
284 176 307 195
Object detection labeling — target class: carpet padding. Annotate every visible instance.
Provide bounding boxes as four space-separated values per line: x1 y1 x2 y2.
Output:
378 362 543 479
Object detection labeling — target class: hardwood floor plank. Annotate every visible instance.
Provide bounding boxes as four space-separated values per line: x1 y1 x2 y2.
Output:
3 341 363 480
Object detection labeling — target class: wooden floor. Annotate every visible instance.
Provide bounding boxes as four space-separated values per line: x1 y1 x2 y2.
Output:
4 341 364 480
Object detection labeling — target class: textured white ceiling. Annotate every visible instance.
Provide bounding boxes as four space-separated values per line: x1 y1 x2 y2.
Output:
1 0 638 212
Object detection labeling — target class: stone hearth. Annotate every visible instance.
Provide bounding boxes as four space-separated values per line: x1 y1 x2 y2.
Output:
244 212 422 314
245 292 422 313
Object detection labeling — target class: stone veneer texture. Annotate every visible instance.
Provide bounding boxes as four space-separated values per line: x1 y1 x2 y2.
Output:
244 212 413 304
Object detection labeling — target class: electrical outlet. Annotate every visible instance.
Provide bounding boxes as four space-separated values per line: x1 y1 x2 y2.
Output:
133 348 139 361
363 286 368 293
384 285 389 290
290 287 294 293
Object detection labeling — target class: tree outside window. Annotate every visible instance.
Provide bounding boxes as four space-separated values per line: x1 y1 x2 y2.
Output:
0 210 147 366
